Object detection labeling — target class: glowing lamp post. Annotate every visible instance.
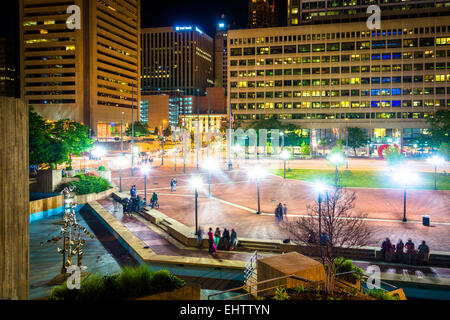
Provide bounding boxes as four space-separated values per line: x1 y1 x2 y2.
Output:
202 158 219 198
189 176 203 235
280 150 291 179
329 153 345 187
115 156 127 192
141 165 151 205
427 156 445 190
92 146 106 160
248 166 267 214
314 182 329 238
393 168 419 222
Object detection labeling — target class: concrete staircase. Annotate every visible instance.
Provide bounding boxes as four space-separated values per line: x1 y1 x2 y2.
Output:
237 239 282 253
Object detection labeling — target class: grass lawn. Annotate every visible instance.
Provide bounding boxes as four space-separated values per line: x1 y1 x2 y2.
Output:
271 168 450 190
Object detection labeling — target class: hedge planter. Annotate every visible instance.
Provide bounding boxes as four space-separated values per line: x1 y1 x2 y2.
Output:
96 170 112 182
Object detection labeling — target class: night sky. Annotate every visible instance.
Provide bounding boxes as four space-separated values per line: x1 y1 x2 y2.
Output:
143 0 287 36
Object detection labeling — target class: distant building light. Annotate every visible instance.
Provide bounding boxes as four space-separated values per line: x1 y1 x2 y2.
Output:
195 27 203 34
175 26 192 31
218 22 225 29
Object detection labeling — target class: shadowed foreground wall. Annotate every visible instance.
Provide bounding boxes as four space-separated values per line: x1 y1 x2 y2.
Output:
0 98 29 300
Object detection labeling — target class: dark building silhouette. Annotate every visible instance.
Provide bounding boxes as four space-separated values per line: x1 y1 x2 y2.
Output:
248 0 278 29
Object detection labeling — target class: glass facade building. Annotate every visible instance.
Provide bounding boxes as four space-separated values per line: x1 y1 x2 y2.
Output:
227 16 450 151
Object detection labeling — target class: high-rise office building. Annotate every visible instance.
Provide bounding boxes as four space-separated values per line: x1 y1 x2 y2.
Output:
248 0 278 29
19 0 141 137
140 26 214 96
215 18 228 89
228 16 450 154
0 38 17 97
288 0 450 26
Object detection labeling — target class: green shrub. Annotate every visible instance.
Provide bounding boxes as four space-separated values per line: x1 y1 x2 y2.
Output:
48 265 185 300
274 287 289 300
334 257 365 282
98 166 107 171
366 289 399 300
59 174 111 195
66 166 73 171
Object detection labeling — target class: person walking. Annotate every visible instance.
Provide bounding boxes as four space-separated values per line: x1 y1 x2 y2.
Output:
214 227 221 248
275 203 282 225
197 227 203 249
172 177 177 191
230 229 238 250
395 239 405 263
282 203 288 222
207 227 215 254
150 192 158 208
405 239 415 265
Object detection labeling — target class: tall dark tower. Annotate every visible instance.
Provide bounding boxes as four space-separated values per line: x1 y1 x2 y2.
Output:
248 0 278 29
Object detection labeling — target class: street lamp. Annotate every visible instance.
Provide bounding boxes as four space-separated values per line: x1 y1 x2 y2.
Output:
248 166 267 214
141 165 151 205
314 182 329 238
202 158 219 198
189 176 203 235
115 156 127 192
427 156 445 190
280 150 291 179
329 153 345 187
393 168 419 222
92 146 106 160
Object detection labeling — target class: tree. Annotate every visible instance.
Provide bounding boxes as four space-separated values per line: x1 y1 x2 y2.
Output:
125 121 150 137
29 107 69 168
347 127 368 156
163 125 172 138
282 187 370 294
425 110 450 157
50 119 93 166
319 138 331 155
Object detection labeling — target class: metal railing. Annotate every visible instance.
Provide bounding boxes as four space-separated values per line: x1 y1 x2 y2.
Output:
207 274 313 300
244 250 258 284
335 270 398 293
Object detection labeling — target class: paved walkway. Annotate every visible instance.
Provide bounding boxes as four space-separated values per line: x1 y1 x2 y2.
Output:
110 164 450 252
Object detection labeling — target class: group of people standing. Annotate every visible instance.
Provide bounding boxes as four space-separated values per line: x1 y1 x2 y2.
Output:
197 227 238 254
381 238 430 265
138 152 153 166
275 203 287 224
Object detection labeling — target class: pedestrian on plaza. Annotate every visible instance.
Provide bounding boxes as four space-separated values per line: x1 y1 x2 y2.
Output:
150 192 158 208
222 228 230 250
275 203 283 224
214 227 221 248
197 227 203 249
320 232 329 245
405 238 415 265
207 227 215 254
230 228 238 250
170 178 175 192
417 240 430 265
381 237 392 261
282 203 288 222
395 239 405 263
308 231 316 244
172 177 177 191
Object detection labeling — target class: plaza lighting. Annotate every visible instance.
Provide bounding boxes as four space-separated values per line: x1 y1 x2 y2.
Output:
427 156 445 190
280 150 291 179
189 176 203 235
329 153 345 187
92 146 106 159
115 156 127 192
248 166 267 214
313 182 329 238
141 165 151 205
392 167 420 222
202 158 219 198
